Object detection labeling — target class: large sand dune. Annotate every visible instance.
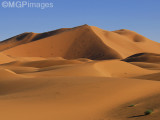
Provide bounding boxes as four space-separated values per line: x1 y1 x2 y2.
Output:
1 25 160 60
1 25 160 120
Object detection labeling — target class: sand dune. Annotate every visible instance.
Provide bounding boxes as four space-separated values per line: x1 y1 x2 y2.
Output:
129 62 160 70
1 59 155 78
1 25 160 120
0 32 37 51
0 68 22 79
113 29 150 42
1 25 122 60
1 25 160 60
0 76 160 120
123 53 160 63
109 93 160 120
135 72 160 81
0 57 160 120
0 53 15 64
94 60 156 77
1 66 38 74
91 27 160 58
13 57 47 61
1 59 84 68
0 28 70 51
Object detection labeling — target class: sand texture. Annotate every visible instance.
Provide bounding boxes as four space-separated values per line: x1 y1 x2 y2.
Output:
0 25 160 120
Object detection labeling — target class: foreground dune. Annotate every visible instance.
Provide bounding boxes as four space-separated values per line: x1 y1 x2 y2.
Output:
0 56 160 120
1 76 160 120
108 93 160 120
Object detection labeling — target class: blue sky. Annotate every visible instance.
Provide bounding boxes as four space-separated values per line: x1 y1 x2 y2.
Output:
0 0 160 42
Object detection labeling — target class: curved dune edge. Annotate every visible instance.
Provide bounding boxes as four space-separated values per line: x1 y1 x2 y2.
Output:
93 60 156 78
14 60 154 78
122 53 160 63
2 66 39 74
0 68 22 80
1 59 157 78
1 59 84 68
0 68 34 80
0 53 15 64
0 58 160 120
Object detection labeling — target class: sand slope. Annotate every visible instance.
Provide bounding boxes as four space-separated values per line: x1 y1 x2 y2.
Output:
0 56 160 120
0 28 70 51
0 53 15 64
0 72 160 120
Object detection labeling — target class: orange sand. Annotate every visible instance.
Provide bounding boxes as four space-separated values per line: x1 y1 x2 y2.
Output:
0 25 160 120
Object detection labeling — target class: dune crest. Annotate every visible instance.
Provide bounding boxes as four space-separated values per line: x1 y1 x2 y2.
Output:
0 28 71 51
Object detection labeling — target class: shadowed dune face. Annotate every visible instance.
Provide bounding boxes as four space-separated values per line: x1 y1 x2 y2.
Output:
0 28 70 51
63 26 122 60
1 59 84 68
1 25 122 60
31 28 71 41
0 32 36 51
122 53 160 63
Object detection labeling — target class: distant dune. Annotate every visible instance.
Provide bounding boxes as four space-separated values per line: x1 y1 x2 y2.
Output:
1 25 160 120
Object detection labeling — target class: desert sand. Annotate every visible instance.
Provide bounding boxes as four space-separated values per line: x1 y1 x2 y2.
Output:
0 25 160 120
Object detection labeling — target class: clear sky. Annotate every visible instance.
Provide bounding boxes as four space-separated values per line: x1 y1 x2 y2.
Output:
0 0 160 42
